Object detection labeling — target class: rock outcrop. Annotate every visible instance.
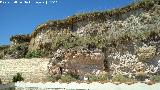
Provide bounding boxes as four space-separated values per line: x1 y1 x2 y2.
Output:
48 48 105 79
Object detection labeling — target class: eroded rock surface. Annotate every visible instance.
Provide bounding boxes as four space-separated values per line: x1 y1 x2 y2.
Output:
48 48 105 79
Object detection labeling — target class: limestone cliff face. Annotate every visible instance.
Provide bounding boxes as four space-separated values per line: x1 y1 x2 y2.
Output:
29 1 160 80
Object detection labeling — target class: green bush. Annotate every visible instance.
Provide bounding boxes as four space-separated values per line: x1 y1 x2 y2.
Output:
12 73 24 82
25 50 47 58
151 75 160 82
98 74 108 81
88 75 99 81
112 74 133 83
88 74 108 81
60 74 77 82
47 75 59 82
52 33 80 49
0 78 2 84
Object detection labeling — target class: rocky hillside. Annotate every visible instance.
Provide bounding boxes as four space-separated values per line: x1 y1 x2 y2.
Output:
0 0 160 83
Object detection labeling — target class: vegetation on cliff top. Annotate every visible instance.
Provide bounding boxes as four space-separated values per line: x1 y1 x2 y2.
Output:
10 34 31 43
31 0 155 38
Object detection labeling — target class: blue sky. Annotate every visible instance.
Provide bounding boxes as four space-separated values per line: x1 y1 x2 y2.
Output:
0 0 134 45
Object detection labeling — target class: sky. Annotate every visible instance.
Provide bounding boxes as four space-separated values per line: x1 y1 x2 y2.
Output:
0 0 134 45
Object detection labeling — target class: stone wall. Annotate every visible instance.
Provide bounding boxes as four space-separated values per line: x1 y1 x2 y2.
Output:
0 58 50 84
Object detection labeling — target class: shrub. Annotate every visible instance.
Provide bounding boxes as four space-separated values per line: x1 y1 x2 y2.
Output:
12 73 24 82
151 75 160 82
88 75 99 81
25 50 47 58
0 78 2 84
60 74 77 82
98 74 108 81
112 74 133 83
10 34 31 44
52 33 80 49
0 53 3 59
47 75 59 82
88 74 108 81
5 43 28 59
